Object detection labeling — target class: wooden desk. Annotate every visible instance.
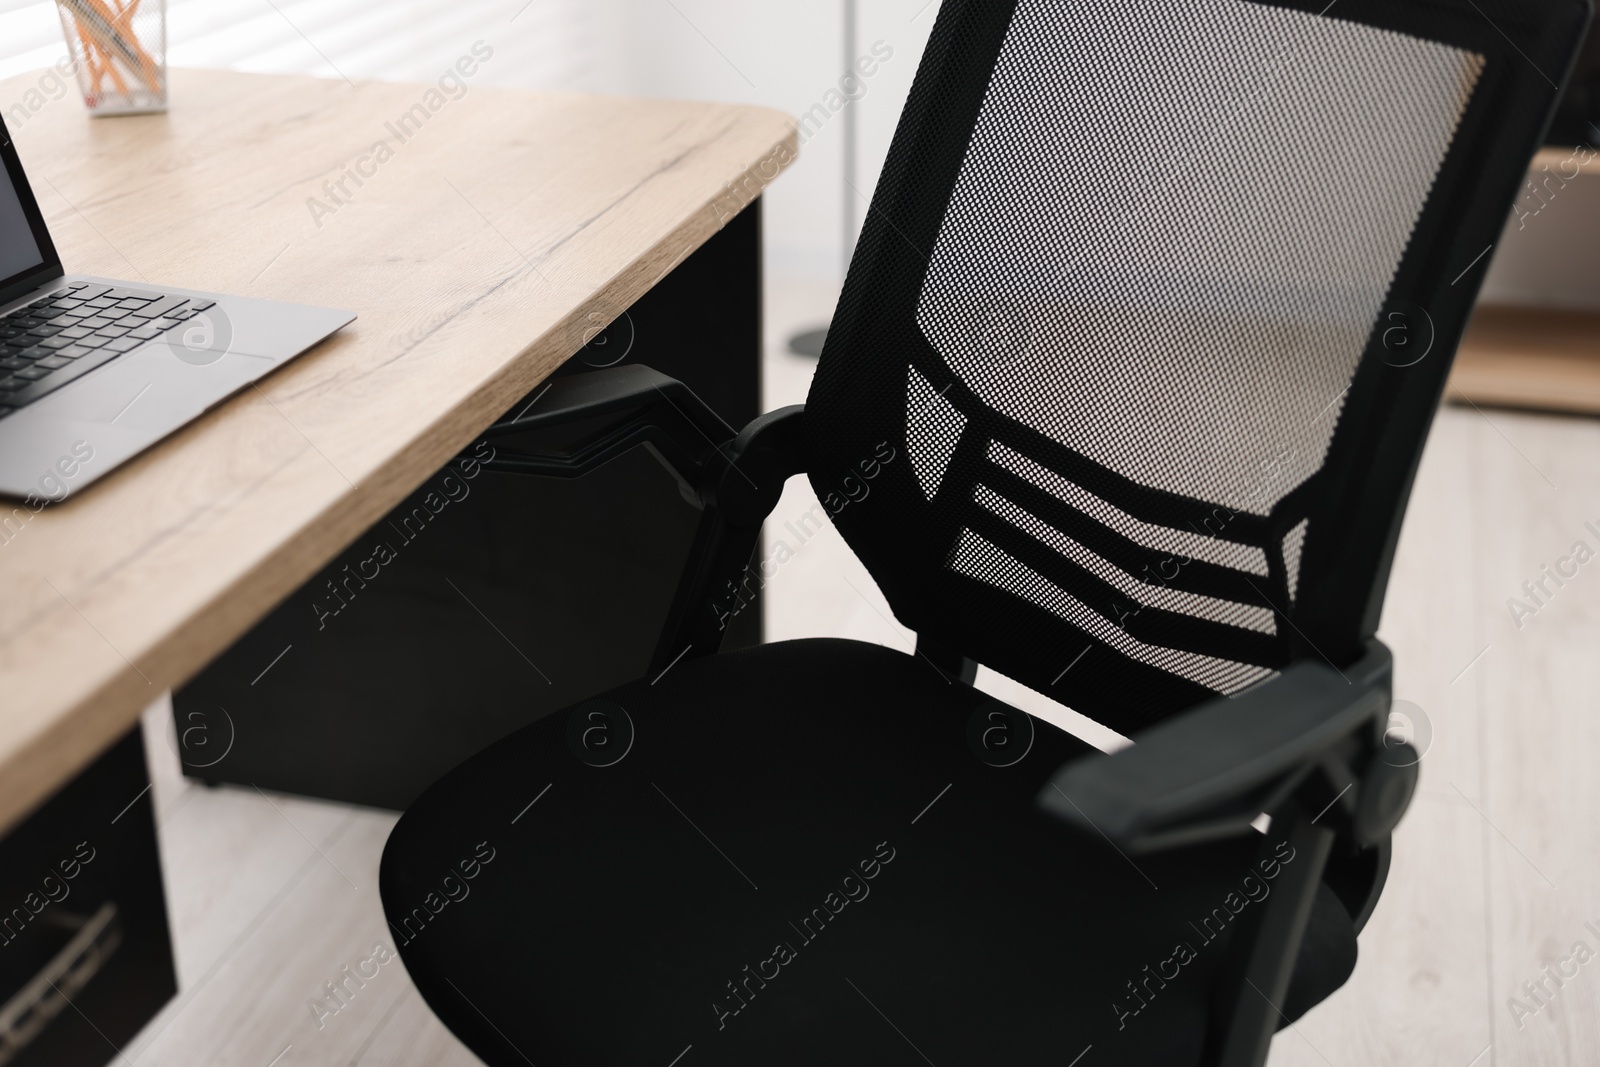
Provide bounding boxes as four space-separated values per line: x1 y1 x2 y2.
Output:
0 68 795 835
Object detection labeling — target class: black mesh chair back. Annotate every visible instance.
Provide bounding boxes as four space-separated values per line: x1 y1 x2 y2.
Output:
806 0 1588 735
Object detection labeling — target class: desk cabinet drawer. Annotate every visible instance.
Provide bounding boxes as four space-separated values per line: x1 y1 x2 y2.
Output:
0 729 175 1067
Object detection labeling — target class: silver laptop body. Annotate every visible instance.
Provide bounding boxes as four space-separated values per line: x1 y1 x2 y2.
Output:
0 118 353 501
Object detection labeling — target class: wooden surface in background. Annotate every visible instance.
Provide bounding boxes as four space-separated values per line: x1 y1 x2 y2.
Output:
0 67 795 834
1531 143 1600 176
1451 306 1600 416
1448 146 1600 416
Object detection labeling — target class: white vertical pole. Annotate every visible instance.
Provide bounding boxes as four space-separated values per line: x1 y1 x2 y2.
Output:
786 0 860 357
842 0 858 279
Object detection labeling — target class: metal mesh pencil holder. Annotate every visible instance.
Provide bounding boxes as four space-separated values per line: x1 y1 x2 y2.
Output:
55 0 168 116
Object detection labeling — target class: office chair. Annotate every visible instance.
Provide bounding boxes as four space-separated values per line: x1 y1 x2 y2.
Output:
380 1 1590 1063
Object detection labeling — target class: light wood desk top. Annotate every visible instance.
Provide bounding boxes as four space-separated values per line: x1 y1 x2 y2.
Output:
0 68 795 834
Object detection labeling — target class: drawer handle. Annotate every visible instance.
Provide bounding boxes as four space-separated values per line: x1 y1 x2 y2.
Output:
0 903 123 1066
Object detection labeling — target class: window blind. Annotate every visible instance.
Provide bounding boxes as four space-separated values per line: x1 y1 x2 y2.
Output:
1 0 602 91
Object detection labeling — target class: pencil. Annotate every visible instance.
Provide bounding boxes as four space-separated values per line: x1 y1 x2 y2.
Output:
81 0 160 93
67 17 107 98
55 0 158 98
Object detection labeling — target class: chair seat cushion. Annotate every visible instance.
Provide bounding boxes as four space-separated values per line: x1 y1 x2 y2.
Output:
380 638 1354 1066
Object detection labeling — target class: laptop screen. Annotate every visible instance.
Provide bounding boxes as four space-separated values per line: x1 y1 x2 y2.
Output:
0 168 45 284
0 117 61 301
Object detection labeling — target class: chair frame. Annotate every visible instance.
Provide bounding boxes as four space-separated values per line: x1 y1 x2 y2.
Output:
475 362 1412 1067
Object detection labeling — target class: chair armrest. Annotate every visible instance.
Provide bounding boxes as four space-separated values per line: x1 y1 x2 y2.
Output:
475 362 809 675
479 364 737 492
1037 642 1397 853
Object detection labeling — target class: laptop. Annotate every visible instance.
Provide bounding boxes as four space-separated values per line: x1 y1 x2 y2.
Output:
0 116 355 501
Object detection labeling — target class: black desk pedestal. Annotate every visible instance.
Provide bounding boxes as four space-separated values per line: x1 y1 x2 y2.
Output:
0 728 175 1067
172 203 765 811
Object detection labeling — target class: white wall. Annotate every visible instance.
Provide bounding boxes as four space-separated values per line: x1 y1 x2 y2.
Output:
1479 161 1600 311
606 0 845 280
577 0 941 282
0 0 942 283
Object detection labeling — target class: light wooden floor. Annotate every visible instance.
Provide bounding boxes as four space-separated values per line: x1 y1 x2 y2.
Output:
117 280 1600 1066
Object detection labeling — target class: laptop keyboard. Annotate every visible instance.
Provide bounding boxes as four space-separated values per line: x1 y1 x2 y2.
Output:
0 283 214 420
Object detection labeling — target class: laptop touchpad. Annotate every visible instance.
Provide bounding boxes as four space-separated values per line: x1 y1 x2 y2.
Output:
73 343 271 429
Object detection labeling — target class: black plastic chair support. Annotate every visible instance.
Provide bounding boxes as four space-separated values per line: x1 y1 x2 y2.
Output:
647 404 808 676
468 364 811 679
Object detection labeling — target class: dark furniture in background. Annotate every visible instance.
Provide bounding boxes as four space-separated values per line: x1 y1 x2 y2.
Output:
1549 22 1600 144
172 205 764 811
380 1 1590 1065
0 728 174 1067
